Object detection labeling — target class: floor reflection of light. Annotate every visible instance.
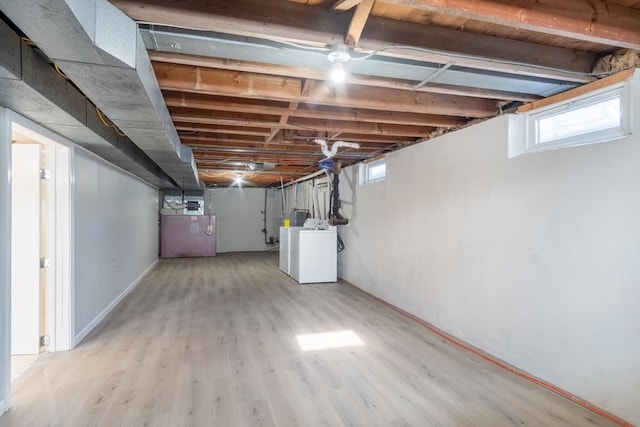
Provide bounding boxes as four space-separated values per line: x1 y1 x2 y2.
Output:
296 330 364 351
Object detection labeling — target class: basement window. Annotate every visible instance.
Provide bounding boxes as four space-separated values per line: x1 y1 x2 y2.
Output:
509 81 632 158
360 158 386 185
524 83 632 154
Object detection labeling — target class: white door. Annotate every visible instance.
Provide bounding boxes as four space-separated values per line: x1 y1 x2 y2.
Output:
11 144 42 355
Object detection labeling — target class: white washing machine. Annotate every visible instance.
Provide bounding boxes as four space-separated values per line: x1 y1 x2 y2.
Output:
279 226 301 275
289 227 337 284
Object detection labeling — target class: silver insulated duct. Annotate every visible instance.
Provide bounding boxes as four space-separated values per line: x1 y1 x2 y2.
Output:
0 0 202 190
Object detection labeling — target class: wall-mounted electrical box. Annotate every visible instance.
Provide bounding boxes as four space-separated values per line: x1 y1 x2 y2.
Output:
161 192 205 215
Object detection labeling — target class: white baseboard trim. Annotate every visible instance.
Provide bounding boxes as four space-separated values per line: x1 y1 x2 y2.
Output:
73 259 159 346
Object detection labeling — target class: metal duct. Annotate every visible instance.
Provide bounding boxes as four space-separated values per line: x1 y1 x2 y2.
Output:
0 18 176 189
0 0 202 190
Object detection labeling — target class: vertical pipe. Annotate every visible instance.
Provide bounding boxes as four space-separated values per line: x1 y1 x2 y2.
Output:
263 187 268 245
280 177 286 212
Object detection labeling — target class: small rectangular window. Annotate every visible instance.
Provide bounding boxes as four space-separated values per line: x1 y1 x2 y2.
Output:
359 158 386 185
524 84 631 154
367 161 386 181
537 96 621 144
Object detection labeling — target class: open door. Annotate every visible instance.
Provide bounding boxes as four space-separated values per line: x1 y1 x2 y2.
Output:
11 143 44 355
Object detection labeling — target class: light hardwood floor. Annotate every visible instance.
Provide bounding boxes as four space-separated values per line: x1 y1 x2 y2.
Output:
1 252 619 426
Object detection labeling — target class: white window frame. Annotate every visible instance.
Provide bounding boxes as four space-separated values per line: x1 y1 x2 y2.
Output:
507 77 638 159
359 158 386 185
524 82 632 154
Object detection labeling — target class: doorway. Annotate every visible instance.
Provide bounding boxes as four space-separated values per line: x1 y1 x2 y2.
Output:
10 141 45 379
0 111 73 412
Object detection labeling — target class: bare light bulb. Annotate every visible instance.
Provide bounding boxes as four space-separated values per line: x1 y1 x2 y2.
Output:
330 62 347 83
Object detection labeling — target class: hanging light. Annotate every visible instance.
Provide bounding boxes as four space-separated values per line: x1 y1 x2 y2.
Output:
330 62 347 83
327 44 352 63
327 44 351 83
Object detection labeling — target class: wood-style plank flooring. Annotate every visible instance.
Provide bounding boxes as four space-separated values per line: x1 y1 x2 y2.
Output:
1 252 618 426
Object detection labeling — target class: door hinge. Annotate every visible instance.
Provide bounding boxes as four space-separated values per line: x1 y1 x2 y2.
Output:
40 257 51 269
40 168 51 180
40 335 50 348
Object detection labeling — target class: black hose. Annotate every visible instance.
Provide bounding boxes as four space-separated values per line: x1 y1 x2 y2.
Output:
337 234 345 252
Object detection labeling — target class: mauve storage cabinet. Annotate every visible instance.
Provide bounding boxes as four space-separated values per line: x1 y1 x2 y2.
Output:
160 215 216 258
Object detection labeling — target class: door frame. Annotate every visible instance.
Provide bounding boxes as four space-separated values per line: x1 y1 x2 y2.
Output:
0 109 75 413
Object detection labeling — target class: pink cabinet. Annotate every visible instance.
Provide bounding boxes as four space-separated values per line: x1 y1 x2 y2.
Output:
160 215 216 258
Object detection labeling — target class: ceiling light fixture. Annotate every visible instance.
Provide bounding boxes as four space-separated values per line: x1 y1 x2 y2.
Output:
327 44 352 63
330 62 347 83
327 44 351 83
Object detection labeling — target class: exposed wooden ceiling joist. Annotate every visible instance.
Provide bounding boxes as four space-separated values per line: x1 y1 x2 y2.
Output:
332 0 364 11
172 113 436 137
180 134 268 145
153 62 499 117
175 123 272 137
184 135 393 151
305 132 411 144
345 0 374 47
267 101 299 143
108 0 638 187
380 0 640 50
113 0 597 81
165 95 469 128
149 51 539 102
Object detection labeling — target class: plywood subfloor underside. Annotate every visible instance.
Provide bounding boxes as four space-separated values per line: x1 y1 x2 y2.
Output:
1 252 617 426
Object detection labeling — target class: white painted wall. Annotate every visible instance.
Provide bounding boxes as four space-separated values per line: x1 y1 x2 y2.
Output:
338 77 640 423
211 187 281 253
73 148 159 344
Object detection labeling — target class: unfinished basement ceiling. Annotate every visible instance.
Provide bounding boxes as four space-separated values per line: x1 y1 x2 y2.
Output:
110 0 640 187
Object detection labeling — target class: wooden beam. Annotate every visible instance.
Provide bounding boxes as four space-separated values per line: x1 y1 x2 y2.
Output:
200 168 309 176
197 155 320 166
196 153 319 163
357 18 594 83
171 114 280 129
301 78 498 117
283 102 299 125
175 123 271 137
171 112 437 136
266 128 281 144
154 62 302 99
345 0 374 47
331 134 414 144
150 52 539 101
164 94 468 127
380 0 640 50
518 68 636 113
187 138 307 149
180 133 266 144
280 130 411 144
331 0 363 11
191 145 374 160
186 136 389 151
267 101 299 143
286 117 436 137
154 63 498 117
112 0 350 46
300 80 317 98
113 0 597 81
